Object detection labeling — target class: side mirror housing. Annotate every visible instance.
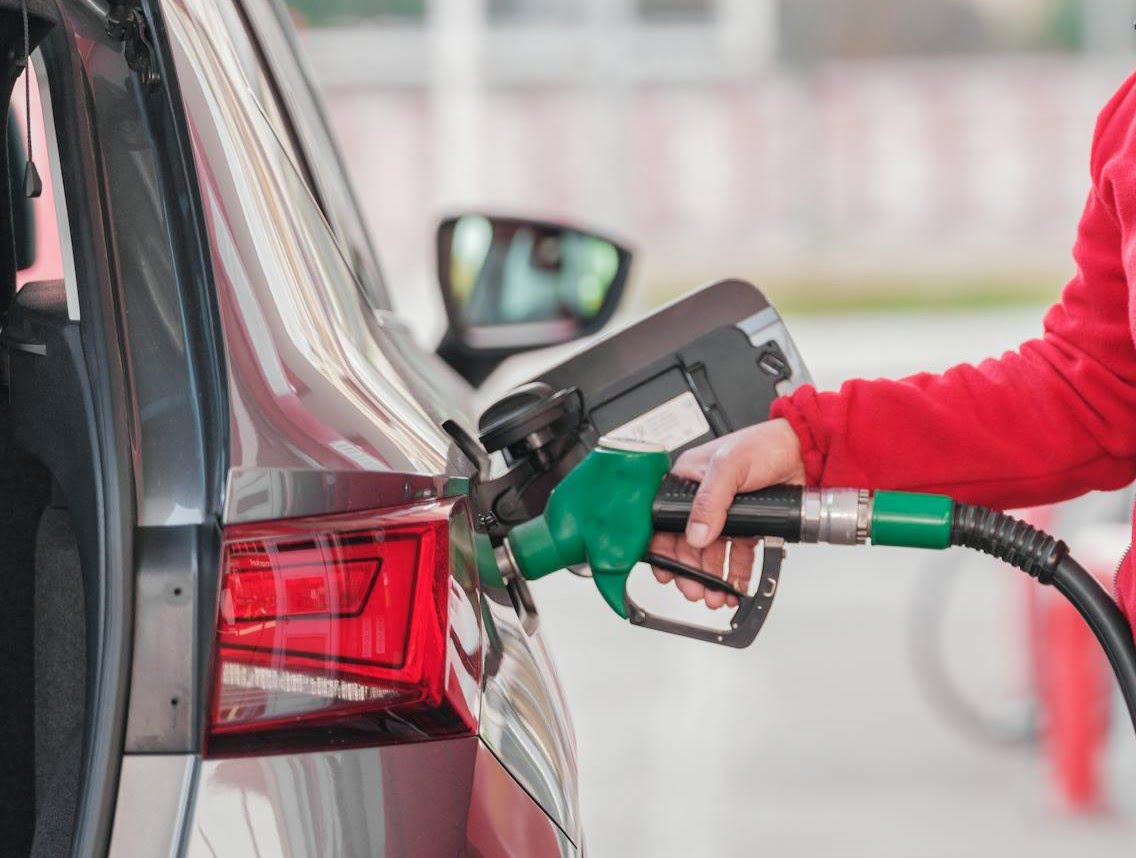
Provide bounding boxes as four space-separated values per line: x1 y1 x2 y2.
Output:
435 213 631 386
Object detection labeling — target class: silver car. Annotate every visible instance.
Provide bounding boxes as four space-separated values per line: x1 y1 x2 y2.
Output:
2 1 633 854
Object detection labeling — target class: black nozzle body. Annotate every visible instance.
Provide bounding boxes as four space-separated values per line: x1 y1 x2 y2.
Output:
652 475 803 541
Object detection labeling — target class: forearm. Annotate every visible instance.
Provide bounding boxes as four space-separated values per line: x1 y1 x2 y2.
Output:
774 357 1136 509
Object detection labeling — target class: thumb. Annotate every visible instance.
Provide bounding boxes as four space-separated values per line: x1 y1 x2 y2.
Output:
685 450 744 548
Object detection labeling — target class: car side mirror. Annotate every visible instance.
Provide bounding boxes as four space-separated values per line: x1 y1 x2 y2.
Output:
435 213 631 387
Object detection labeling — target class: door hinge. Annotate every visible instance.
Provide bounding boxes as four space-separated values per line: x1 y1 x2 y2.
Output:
105 3 160 91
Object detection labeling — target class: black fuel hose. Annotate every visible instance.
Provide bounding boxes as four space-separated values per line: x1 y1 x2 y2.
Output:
1050 556 1136 731
950 503 1136 736
652 479 1136 733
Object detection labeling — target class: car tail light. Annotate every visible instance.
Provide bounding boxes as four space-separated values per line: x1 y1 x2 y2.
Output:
206 499 481 757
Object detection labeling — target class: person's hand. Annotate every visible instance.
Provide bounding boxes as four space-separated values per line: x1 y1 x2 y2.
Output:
649 419 805 608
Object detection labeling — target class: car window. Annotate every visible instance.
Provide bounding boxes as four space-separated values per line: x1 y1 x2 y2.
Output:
183 0 389 311
237 0 391 310
164 0 455 474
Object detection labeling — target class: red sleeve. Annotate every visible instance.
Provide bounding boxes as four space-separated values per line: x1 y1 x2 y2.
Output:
771 72 1136 510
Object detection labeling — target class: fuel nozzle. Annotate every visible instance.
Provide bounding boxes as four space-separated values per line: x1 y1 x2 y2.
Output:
500 437 785 647
499 437 959 645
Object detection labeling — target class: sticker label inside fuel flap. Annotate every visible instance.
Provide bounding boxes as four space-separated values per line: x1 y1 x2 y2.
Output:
608 391 711 452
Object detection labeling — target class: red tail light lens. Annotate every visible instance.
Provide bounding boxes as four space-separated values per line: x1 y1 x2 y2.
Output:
207 500 481 757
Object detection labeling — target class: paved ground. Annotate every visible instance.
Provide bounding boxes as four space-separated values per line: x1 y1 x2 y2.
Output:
531 307 1136 857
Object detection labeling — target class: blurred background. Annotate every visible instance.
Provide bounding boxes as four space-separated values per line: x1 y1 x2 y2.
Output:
289 0 1136 332
286 2 1136 855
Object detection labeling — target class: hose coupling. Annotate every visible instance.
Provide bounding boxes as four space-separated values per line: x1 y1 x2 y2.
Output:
800 487 871 545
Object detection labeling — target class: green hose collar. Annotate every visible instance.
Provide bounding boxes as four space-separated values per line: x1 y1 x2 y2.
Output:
871 491 954 550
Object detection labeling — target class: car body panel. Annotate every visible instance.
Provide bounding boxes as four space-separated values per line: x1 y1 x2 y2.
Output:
161 740 576 858
480 593 580 841
465 743 577 858
152 0 582 850
108 755 196 857
185 739 477 857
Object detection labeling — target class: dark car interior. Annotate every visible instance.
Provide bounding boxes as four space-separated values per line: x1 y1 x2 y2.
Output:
2 275 90 857
1 4 90 855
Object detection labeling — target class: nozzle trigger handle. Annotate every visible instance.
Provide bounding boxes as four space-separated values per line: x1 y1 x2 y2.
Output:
625 537 785 648
642 553 746 600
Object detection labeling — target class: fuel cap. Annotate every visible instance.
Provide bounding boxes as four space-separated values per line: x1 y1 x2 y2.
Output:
479 383 576 455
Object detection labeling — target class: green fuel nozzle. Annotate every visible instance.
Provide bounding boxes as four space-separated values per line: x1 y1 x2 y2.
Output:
506 438 670 618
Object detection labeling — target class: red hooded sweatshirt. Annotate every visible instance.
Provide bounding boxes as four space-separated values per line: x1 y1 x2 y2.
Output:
771 72 1136 624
